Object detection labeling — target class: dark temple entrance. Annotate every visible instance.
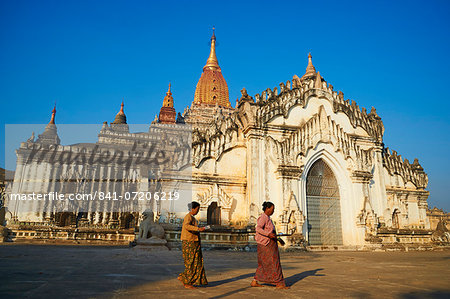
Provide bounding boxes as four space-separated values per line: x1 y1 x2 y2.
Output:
207 202 221 225
306 159 343 245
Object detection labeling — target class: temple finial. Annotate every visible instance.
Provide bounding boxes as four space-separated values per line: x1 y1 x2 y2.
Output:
49 102 56 124
162 83 174 107
204 27 219 70
38 101 60 144
159 83 176 123
301 52 317 80
112 100 127 124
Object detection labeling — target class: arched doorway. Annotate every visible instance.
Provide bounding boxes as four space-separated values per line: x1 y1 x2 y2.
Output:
392 209 400 229
306 159 343 245
207 202 221 225
120 213 135 229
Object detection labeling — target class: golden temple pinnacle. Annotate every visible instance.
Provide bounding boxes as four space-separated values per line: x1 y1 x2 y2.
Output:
204 27 220 71
162 83 174 108
194 28 231 107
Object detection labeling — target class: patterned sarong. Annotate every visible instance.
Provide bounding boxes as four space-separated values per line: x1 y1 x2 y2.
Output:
179 240 208 286
254 238 284 284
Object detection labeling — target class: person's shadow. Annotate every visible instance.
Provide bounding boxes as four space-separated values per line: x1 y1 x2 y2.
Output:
285 268 324 286
207 273 254 287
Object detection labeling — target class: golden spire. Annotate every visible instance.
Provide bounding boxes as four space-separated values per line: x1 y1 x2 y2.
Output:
301 52 317 80
120 101 124 113
49 103 56 125
193 29 231 108
162 83 174 108
204 27 220 71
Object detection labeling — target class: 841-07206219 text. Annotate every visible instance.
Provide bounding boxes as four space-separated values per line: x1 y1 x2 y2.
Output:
96 191 180 201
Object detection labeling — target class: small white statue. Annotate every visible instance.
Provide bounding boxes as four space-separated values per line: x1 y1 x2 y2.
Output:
138 210 165 240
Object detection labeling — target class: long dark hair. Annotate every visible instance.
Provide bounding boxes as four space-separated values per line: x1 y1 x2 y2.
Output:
262 201 274 211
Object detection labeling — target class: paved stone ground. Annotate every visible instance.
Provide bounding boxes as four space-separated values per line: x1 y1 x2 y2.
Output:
0 245 449 299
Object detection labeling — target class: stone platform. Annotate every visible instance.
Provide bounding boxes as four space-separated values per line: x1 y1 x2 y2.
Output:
0 244 449 298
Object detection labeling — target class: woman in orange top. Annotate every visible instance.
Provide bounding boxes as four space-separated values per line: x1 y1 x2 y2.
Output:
178 201 207 289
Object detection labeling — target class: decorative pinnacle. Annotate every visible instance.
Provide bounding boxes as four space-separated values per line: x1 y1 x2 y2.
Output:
112 100 127 124
162 83 174 108
119 100 124 114
204 27 220 70
302 52 317 80
314 71 322 88
49 103 56 124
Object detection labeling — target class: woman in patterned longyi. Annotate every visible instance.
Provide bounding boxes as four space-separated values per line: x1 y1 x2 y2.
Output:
251 201 290 289
178 201 207 289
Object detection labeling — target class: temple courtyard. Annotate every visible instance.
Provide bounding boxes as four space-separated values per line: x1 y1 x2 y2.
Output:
0 245 449 299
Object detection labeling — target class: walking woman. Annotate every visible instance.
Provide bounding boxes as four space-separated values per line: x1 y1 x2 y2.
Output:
251 201 290 289
178 201 208 289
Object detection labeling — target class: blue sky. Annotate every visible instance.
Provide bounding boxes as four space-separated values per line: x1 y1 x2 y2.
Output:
1 0 449 211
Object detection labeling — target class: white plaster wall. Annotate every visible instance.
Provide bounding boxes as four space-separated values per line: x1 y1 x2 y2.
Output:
215 147 246 177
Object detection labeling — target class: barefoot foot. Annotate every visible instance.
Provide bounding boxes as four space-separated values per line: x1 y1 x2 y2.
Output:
250 280 263 287
184 284 197 289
